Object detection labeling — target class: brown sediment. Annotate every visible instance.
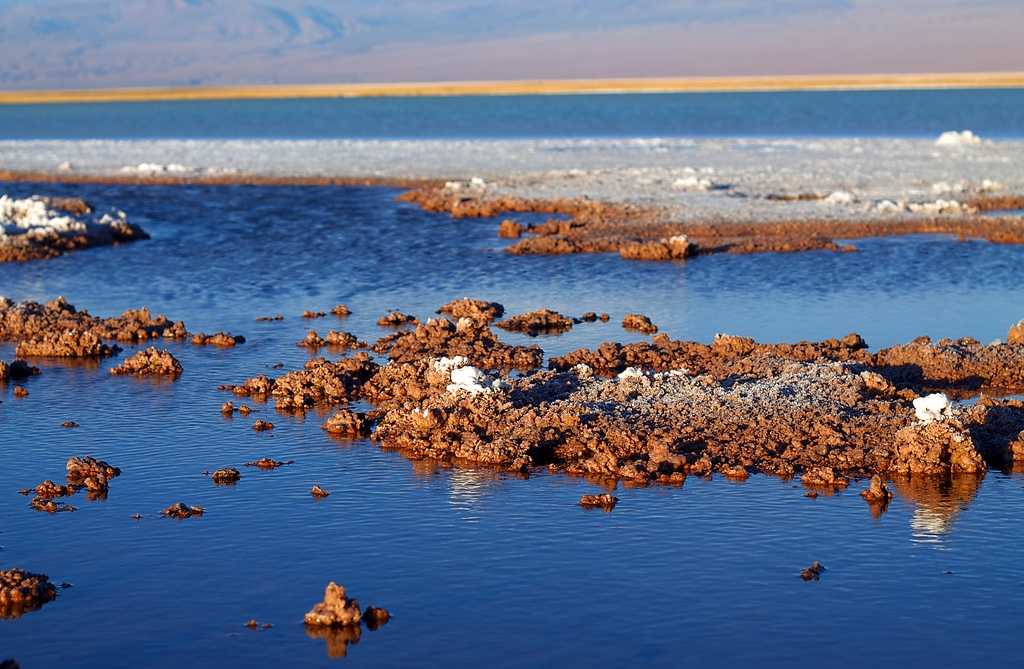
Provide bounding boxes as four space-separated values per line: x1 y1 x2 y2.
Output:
244 458 293 469
311 484 330 498
438 298 505 323
0 196 148 263
61 421 79 428
256 314 284 322
579 493 618 510
304 582 362 627
324 331 365 349
109 347 182 376
372 318 541 372
495 308 574 336
191 332 245 347
377 311 418 327
331 304 351 317
622 313 658 334
363 606 390 630
211 467 241 484
0 297 186 358
0 568 58 619
861 474 893 504
12 385 28 398
498 219 524 238
66 456 121 484
321 409 370 438
238 405 252 416
29 480 76 499
966 194 1024 212
227 353 378 412
252 419 274 431
400 185 1024 261
161 502 204 518
298 330 327 349
29 497 76 513
303 310 326 319
800 561 826 581
220 401 236 415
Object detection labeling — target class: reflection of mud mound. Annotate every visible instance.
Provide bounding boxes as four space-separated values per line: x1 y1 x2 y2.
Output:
305 623 362 659
891 475 982 539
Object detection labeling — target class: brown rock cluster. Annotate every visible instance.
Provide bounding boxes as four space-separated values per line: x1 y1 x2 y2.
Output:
438 298 505 323
321 409 370 438
495 308 574 336
109 347 182 376
191 332 245 346
162 502 204 519
622 313 658 334
25 456 121 513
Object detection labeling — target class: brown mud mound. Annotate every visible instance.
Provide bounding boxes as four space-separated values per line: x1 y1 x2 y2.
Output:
162 502 204 518
622 313 658 334
191 332 245 347
303 310 326 319
0 568 58 619
800 561 826 581
0 195 148 263
372 317 541 372
110 347 182 376
372 359 1019 482
66 456 121 485
311 484 330 498
0 297 186 357
244 458 293 469
304 582 362 627
325 331 365 349
377 311 418 327
495 308 574 336
579 493 618 510
1008 320 1024 345
228 353 379 412
211 467 241 484
861 474 893 504
438 298 505 323
321 409 370 438
331 304 351 317
0 359 38 381
619 235 694 261
363 606 390 629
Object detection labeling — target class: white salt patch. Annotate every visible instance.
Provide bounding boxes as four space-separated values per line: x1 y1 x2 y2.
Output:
56 161 73 172
823 190 855 205
931 181 966 195
433 356 469 375
907 199 971 215
935 130 983 147
913 393 953 423
0 195 81 238
875 199 903 214
616 367 647 381
120 163 191 174
672 175 714 191
980 179 1003 192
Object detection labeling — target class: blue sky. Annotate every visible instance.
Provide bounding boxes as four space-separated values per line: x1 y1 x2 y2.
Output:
0 1 1021 89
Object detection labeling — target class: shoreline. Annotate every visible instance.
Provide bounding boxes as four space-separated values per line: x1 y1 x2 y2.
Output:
2 72 1023 105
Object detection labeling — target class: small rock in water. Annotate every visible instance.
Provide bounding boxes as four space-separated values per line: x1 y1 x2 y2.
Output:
860 475 893 504
61 420 79 428
252 419 274 431
211 467 241 484
310 484 330 498
579 493 618 510
363 606 391 629
800 561 826 581
304 582 362 627
161 502 204 519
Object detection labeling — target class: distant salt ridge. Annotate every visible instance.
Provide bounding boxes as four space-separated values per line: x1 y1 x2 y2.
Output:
935 130 983 147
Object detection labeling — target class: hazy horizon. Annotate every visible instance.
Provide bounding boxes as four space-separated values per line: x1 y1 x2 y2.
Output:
0 0 1022 90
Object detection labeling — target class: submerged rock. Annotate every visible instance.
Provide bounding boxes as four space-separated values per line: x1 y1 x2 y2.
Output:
321 409 369 438
211 467 241 484
861 475 893 504
363 606 390 630
191 332 244 347
622 313 658 334
377 311 418 327
496 308 573 336
310 484 330 498
438 298 505 323
800 561 826 581
161 502 204 519
579 493 618 510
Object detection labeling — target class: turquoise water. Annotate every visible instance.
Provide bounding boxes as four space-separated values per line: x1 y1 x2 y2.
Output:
2 181 1024 667
2 88 1023 140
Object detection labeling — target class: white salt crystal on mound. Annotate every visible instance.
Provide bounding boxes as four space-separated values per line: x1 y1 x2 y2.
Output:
437 357 508 395
616 367 647 381
907 199 971 215
876 200 903 214
433 356 469 375
913 393 953 423
823 191 855 206
0 195 80 237
120 163 191 175
935 130 983 147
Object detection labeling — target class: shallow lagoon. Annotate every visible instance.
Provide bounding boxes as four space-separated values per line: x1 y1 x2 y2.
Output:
2 182 1024 667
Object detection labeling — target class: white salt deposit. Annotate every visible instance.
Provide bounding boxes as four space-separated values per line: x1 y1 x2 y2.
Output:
823 191 855 206
616 367 647 381
433 356 470 375
671 175 715 191
913 393 953 423
436 356 508 395
935 130 983 147
120 163 191 175
0 195 81 238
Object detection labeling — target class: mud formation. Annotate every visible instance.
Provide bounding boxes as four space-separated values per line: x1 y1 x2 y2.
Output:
162 502 204 518
0 297 186 358
622 313 658 334
400 185 1024 261
311 484 330 498
211 467 241 484
495 309 574 336
252 419 274 431
800 561 826 581
438 298 505 323
331 304 351 317
244 458 293 469
303 310 326 319
372 318 541 372
0 359 38 381
321 409 370 438
304 582 362 627
0 195 148 262
12 386 28 398
861 475 893 504
227 353 378 412
363 606 390 630
28 456 120 512
109 348 182 376
579 493 618 510
1008 320 1024 345
377 311 418 327
0 568 58 619
191 332 245 347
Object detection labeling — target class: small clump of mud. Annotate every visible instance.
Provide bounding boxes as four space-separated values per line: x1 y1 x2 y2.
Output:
373 317 541 371
227 353 379 412
495 308 574 336
579 493 618 510
324 331 365 349
800 561 826 581
303 310 326 319
0 359 38 381
161 502 204 519
377 311 418 327
438 298 505 323
311 484 330 498
109 347 182 377
211 467 241 484
26 455 121 513
331 304 351 317
252 419 274 431
622 313 658 334
0 568 58 619
191 332 245 347
244 458 293 469
861 474 893 504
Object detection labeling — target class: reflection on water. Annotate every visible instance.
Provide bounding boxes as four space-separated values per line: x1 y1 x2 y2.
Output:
892 476 983 544
305 623 362 659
